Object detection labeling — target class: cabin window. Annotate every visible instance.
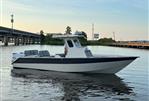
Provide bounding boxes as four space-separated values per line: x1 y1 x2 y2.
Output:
85 49 93 57
67 40 73 47
74 39 81 47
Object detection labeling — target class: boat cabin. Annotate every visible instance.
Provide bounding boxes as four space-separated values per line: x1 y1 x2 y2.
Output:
53 35 93 58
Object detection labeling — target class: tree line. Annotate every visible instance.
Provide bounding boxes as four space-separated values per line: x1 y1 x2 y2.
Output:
40 26 115 46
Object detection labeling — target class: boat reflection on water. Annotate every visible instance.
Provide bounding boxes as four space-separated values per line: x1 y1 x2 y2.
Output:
11 69 135 101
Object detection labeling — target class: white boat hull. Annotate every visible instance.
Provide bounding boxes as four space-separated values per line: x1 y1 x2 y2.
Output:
13 59 134 74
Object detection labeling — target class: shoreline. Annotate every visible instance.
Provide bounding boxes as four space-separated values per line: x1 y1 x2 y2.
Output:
1 43 148 50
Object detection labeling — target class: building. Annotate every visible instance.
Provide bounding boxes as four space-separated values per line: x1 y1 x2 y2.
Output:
93 33 99 40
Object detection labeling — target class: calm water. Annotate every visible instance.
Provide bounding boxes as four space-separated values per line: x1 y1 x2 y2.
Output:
0 45 148 101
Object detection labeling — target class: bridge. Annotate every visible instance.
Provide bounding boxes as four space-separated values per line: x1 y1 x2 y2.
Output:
0 26 41 46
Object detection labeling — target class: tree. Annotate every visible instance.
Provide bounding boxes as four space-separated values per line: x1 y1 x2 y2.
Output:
40 30 44 35
40 30 45 44
98 38 115 43
65 26 71 34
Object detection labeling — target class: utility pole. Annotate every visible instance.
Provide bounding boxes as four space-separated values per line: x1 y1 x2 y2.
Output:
92 23 94 40
11 14 14 34
113 32 115 41
11 14 15 45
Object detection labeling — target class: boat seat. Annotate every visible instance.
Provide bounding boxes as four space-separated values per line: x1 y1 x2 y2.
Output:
24 50 38 56
56 54 65 57
39 50 50 57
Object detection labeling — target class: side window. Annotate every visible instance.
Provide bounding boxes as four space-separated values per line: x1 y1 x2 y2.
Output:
67 40 73 47
74 39 80 47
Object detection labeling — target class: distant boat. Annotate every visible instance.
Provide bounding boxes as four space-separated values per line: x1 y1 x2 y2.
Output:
12 35 137 74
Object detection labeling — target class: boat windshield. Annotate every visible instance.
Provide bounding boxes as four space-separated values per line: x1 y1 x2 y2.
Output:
67 40 73 47
73 39 81 47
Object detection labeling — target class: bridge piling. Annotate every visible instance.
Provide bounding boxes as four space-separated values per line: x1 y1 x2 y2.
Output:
4 36 8 46
22 37 25 45
14 37 19 45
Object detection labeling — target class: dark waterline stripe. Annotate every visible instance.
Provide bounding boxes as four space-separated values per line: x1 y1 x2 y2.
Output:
13 57 137 64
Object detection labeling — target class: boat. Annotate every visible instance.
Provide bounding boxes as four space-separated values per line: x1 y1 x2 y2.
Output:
12 35 138 74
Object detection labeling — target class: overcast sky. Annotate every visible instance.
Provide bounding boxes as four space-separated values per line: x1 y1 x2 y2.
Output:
1 0 148 40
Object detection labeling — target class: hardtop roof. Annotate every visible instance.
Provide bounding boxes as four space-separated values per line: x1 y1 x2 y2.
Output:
52 34 83 39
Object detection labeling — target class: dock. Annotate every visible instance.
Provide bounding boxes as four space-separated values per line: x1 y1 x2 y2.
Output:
110 41 149 49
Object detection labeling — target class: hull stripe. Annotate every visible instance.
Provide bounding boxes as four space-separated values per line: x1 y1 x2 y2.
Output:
13 57 137 64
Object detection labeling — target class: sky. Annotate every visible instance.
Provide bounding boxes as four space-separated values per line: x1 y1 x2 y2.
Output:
0 0 148 40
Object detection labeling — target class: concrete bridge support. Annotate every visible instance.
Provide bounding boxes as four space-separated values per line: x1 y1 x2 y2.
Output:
32 38 36 44
4 36 8 46
23 37 27 45
14 37 19 46
26 37 29 44
29 38 33 44
1 36 40 46
22 37 26 45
